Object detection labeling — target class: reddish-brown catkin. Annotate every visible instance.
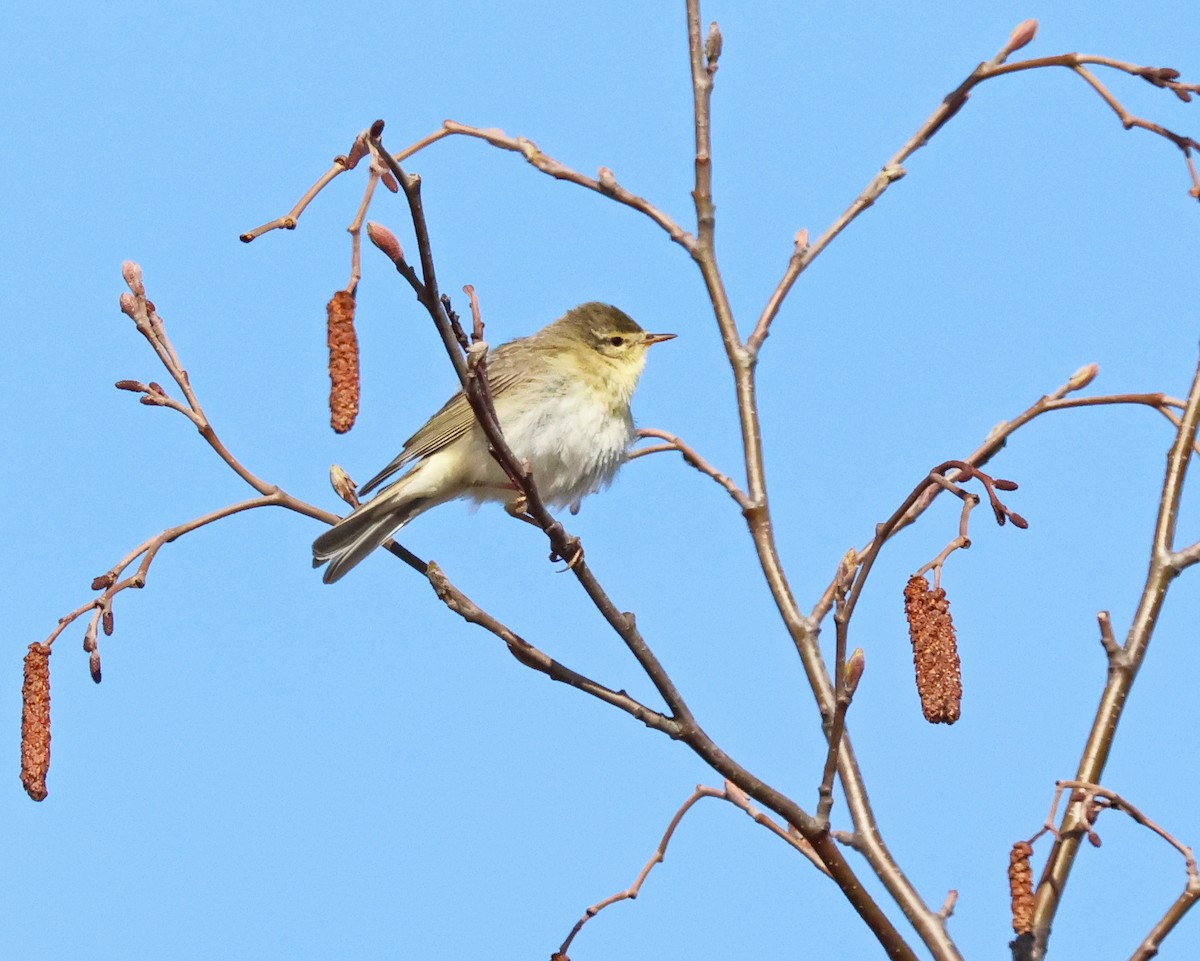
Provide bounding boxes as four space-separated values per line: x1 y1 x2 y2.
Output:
1009 841 1035 934
20 643 51 801
327 290 359 434
903 574 963 724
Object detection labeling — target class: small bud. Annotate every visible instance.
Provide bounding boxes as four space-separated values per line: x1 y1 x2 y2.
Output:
114 380 145 393
724 779 749 805
343 132 369 170
704 21 723 67
838 547 859 583
1009 841 1034 934
1002 19 1038 58
380 171 400 193
89 649 102 684
121 261 145 296
329 464 359 507
20 643 51 802
843 648 865 697
83 620 97 653
326 291 360 435
904 575 962 724
1088 831 1102 848
1066 363 1099 392
102 609 114 636
993 478 1019 492
466 341 489 372
794 227 810 250
1137 66 1181 87
1009 512 1029 530
91 572 116 591
119 292 138 318
598 166 617 192
366 221 404 264
369 118 386 139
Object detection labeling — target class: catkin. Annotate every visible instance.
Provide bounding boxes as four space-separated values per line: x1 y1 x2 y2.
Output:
20 643 51 802
327 290 360 434
903 575 963 724
1009 841 1035 934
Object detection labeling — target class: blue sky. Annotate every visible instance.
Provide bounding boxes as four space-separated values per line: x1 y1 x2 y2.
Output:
4 1 1199 959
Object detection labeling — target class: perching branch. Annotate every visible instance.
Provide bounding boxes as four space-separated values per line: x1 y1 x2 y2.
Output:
363 120 922 959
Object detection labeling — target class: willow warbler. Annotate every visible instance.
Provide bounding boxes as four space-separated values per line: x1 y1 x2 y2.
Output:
312 302 675 583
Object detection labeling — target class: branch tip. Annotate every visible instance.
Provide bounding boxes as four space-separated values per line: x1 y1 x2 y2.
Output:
1066 363 1100 392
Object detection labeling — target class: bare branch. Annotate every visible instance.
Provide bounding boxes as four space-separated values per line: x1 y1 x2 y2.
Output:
1035 781 1200 961
750 39 1200 359
1032 353 1200 949
557 781 829 959
630 427 752 510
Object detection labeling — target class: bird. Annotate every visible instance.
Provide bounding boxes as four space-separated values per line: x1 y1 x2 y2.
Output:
312 302 675 583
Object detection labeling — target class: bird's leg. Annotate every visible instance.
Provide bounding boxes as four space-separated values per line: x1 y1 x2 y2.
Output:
503 494 540 527
502 496 584 569
550 536 585 570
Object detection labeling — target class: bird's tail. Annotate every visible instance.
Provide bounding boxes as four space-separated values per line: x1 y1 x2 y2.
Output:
312 480 430 584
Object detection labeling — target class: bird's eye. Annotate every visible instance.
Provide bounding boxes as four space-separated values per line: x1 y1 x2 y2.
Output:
609 335 625 347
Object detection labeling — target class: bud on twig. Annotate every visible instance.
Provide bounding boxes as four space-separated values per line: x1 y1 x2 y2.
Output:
1001 19 1038 59
704 21 723 68
1009 841 1035 934
843 648 865 698
903 575 963 724
326 290 360 434
343 131 370 170
329 463 359 507
366 221 404 265
121 260 145 297
21 643 51 801
1066 363 1099 392
466 341 489 373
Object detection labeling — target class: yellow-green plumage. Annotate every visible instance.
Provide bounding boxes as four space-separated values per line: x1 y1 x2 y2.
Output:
312 303 674 583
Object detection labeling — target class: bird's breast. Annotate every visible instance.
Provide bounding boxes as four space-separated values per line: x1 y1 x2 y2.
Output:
496 381 635 508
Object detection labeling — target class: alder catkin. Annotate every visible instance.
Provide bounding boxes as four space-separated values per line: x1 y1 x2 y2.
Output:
327 290 360 434
903 574 963 724
20 643 51 802
1009 841 1035 934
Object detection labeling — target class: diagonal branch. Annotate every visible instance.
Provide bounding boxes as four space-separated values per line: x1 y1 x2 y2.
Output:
749 28 1200 355
1029 352 1200 956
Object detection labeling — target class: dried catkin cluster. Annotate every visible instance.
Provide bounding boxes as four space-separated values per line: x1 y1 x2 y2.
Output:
1009 840 1035 934
903 574 962 724
21 643 51 802
327 290 360 434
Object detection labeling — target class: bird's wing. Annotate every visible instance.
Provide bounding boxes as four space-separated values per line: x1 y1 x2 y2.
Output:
357 347 527 496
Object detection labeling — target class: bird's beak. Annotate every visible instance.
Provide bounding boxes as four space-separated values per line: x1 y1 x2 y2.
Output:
643 332 677 346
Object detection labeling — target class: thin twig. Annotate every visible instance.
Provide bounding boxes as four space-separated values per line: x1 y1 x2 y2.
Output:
750 42 1200 356
810 378 1191 625
1031 354 1200 955
557 781 829 958
1038 781 1200 961
630 427 752 510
